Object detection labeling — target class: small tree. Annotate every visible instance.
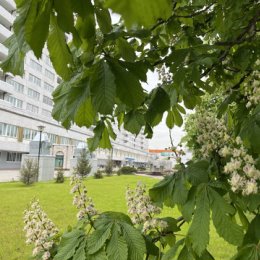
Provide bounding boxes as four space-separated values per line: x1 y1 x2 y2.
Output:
74 149 91 178
20 159 38 185
55 168 64 183
105 158 113 176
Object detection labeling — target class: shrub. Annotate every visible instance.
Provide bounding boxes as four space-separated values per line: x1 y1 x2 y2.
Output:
74 149 92 177
105 159 113 176
119 166 137 175
137 166 146 171
93 170 103 179
55 168 65 183
20 159 38 185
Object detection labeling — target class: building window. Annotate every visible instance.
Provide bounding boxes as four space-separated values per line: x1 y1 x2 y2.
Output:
55 152 64 168
27 88 40 100
30 59 42 72
6 78 24 93
48 133 56 143
45 69 55 81
23 128 37 140
4 95 23 108
6 152 22 162
28 73 41 86
42 109 52 117
0 123 18 138
43 95 53 106
26 103 39 114
60 137 69 145
44 82 54 93
44 54 52 66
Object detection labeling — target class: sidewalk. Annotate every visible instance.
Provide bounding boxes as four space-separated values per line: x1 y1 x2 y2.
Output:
0 170 20 182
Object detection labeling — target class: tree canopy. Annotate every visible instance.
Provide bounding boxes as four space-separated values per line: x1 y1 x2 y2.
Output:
2 0 260 259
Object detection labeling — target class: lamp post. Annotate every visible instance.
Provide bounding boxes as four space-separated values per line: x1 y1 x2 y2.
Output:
37 125 45 180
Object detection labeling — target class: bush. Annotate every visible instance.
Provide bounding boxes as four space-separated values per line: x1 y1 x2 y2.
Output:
118 166 137 175
55 168 64 183
137 166 146 171
20 159 38 185
74 149 92 177
93 170 103 179
105 159 113 176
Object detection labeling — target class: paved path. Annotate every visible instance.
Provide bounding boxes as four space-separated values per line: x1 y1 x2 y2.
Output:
135 173 163 179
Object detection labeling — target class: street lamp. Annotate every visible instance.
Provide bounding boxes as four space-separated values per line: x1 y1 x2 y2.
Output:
37 125 45 179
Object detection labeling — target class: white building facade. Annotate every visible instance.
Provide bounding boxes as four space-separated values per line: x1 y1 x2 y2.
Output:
0 0 150 171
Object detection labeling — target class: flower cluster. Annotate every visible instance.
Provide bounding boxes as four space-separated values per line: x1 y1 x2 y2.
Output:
70 175 98 220
195 112 228 158
242 71 260 108
23 200 58 260
126 182 167 233
219 137 260 195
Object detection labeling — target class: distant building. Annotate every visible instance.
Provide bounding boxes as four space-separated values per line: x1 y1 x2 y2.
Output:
0 0 150 173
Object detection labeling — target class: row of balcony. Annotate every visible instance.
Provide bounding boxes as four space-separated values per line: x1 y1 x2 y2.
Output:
0 0 15 13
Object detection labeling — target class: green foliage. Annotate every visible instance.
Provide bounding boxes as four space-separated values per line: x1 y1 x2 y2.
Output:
20 159 38 185
74 149 92 177
2 1 260 259
118 166 137 175
93 170 103 179
105 159 113 176
55 168 65 183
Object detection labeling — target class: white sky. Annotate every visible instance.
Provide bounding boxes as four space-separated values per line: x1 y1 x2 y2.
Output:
143 71 186 149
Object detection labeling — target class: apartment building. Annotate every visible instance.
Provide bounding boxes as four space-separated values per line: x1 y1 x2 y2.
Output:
0 0 150 171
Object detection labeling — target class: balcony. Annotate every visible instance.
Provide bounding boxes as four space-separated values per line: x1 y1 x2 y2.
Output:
0 42 8 60
0 0 16 13
0 80 12 94
0 6 14 28
0 24 12 43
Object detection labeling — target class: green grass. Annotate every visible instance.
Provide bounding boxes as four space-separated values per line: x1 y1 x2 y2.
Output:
0 176 235 260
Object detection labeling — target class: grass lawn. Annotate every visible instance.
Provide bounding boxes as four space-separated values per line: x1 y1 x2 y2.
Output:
0 175 235 260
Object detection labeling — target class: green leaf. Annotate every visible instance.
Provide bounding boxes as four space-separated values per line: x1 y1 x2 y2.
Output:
47 15 74 80
104 0 172 28
54 229 85 260
99 125 113 149
232 244 260 260
181 187 196 222
73 238 87 260
243 215 260 246
124 110 145 135
149 175 175 206
54 0 74 32
162 239 185 260
146 87 171 126
239 104 260 154
90 60 116 114
186 160 209 186
74 97 96 128
87 223 113 254
188 184 210 256
172 107 183 127
172 173 189 205
178 245 194 260
95 6 112 34
116 38 136 62
106 224 128 260
121 222 146 260
119 61 148 82
166 110 175 129
144 236 159 256
209 187 244 246
1 35 28 76
25 0 52 58
108 59 145 109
